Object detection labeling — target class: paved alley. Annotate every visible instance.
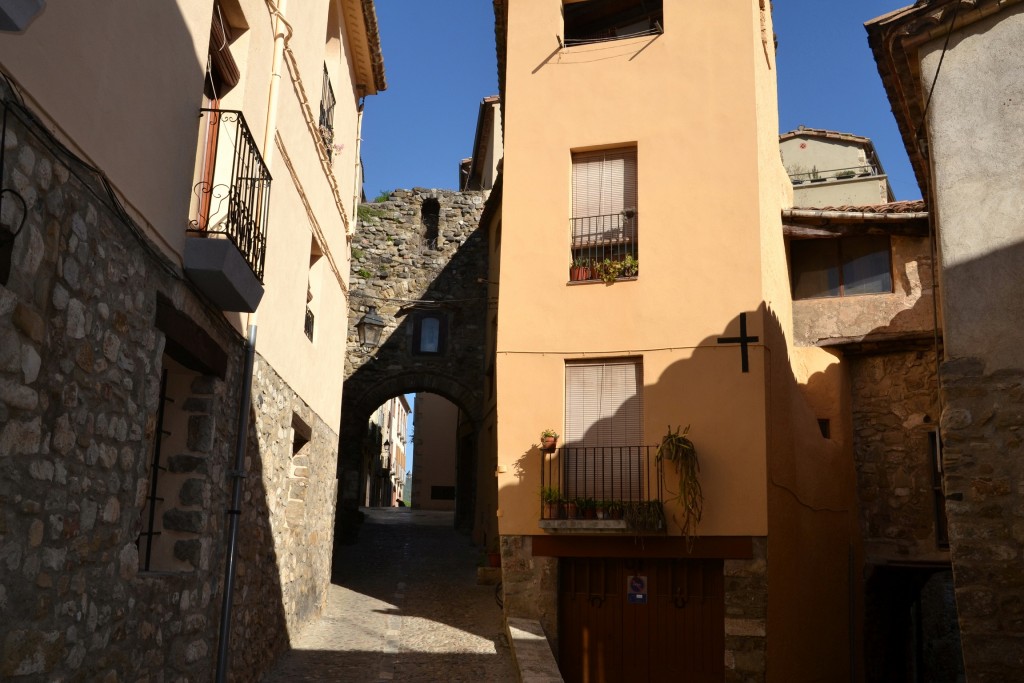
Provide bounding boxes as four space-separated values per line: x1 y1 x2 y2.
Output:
262 508 517 682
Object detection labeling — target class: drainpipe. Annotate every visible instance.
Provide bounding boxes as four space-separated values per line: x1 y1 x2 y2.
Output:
352 94 365 226
215 323 257 683
262 0 288 169
216 2 286 679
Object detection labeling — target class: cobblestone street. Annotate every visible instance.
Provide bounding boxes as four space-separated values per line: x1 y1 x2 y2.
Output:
263 508 517 682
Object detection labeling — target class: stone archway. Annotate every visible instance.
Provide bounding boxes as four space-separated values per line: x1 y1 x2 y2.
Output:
341 189 489 533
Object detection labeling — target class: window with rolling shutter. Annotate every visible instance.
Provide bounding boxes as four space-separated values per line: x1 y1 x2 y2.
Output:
570 148 638 282
564 360 643 499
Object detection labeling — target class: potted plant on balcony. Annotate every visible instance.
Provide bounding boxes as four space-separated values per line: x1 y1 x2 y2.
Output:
540 486 561 519
581 497 597 519
565 497 580 519
656 425 704 546
540 428 559 452
621 253 638 278
594 258 624 284
595 500 608 520
624 500 664 532
606 500 623 520
569 257 592 282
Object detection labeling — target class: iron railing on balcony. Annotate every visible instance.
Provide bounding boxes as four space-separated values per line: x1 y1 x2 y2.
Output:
319 64 336 160
304 305 315 341
788 165 875 184
569 211 638 282
540 445 663 520
189 108 271 281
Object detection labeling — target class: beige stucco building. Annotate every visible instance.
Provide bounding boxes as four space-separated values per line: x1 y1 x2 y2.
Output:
366 394 409 507
780 126 895 207
489 1 868 680
410 393 459 511
0 1 384 679
868 1 1024 679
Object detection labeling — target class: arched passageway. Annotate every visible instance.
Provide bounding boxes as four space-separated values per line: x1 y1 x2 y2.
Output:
340 189 492 537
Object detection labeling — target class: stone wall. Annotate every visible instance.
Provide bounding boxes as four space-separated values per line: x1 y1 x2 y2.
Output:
340 189 489 529
0 85 336 681
724 538 768 683
940 358 1024 683
849 349 944 561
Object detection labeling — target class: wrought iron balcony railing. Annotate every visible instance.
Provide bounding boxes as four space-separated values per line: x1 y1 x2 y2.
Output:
319 64 337 160
569 212 639 282
189 109 271 282
540 445 663 523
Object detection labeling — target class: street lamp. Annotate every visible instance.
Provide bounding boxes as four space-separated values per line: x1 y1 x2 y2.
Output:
356 305 386 348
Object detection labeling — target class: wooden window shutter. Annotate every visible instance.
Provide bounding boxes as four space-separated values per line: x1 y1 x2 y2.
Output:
565 360 642 446
206 2 241 99
571 148 638 245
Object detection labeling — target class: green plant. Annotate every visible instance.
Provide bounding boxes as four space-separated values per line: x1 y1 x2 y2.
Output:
621 253 638 277
351 247 364 261
356 268 372 279
624 500 664 532
540 428 559 440
571 255 591 268
357 204 385 221
656 425 703 546
594 258 624 284
835 169 856 179
373 190 391 203
540 486 560 504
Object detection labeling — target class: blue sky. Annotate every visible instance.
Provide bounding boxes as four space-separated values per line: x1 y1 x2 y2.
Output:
361 1 922 201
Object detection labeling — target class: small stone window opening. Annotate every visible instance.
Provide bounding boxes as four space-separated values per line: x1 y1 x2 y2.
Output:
421 198 440 248
286 414 312 527
138 356 208 572
817 419 831 439
930 431 950 548
413 312 447 355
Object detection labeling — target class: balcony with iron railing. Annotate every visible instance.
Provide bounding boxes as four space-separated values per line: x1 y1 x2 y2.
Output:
789 165 876 185
539 445 665 533
185 108 271 312
569 211 638 282
319 64 337 161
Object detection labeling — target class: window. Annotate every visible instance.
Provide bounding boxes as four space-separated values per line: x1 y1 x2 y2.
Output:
564 359 643 499
571 147 638 282
790 236 892 299
305 237 323 342
319 64 337 159
413 313 447 355
563 0 663 46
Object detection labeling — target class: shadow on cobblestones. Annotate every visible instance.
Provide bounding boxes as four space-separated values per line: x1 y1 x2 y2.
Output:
263 507 517 682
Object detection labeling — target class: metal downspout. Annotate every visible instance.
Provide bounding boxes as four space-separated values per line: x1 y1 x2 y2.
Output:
216 2 285 678
215 324 257 683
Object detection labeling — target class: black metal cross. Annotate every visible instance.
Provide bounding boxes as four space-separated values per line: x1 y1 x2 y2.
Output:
716 312 759 373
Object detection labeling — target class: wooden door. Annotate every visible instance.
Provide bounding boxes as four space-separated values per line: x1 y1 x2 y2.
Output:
559 558 724 683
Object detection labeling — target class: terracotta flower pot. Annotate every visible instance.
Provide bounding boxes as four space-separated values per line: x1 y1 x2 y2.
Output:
541 436 557 452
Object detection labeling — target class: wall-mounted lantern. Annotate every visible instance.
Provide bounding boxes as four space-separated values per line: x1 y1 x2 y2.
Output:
356 306 386 348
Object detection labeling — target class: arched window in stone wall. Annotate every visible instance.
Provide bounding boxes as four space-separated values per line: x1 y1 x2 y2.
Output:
422 198 440 248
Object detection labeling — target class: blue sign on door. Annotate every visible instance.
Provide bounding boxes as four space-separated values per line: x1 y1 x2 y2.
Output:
627 575 648 604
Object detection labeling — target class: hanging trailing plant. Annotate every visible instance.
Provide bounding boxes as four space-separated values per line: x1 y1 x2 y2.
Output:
656 425 703 546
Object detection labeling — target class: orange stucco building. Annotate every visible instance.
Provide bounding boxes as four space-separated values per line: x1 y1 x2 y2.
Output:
490 2 862 680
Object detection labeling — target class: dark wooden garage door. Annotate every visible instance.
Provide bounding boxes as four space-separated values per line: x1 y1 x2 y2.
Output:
558 557 724 683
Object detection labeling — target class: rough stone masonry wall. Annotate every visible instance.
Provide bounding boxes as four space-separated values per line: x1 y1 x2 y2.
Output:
940 358 1024 683
0 91 337 681
850 349 943 561
340 189 489 517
